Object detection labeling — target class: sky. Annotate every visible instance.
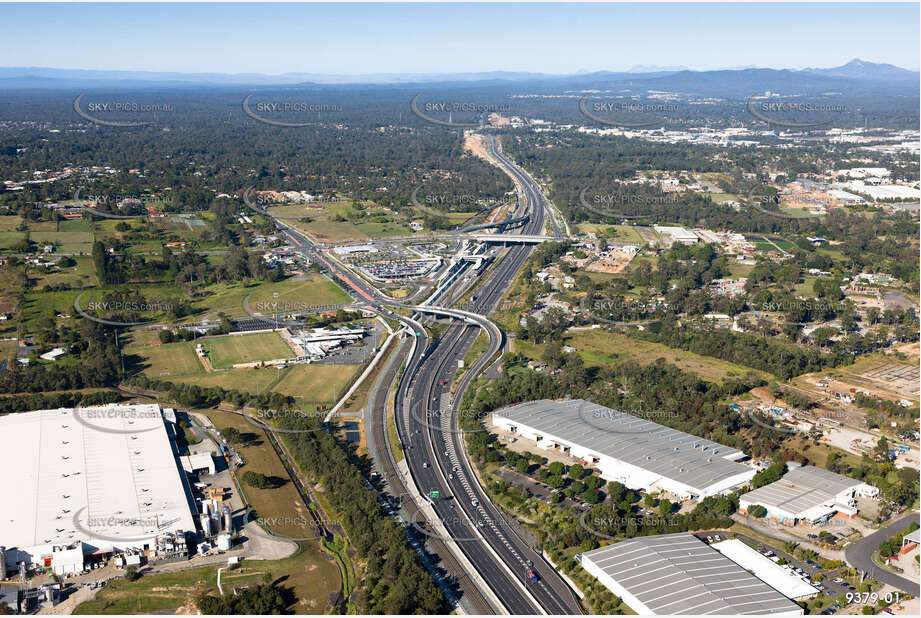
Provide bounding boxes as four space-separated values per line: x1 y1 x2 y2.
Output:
2 2 919 74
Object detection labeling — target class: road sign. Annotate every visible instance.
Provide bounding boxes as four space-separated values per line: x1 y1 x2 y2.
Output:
429 490 440 499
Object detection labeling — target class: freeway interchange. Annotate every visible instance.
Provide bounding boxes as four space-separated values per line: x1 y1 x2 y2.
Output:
247 136 581 614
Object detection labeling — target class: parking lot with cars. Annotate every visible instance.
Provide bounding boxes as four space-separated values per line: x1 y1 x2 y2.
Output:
695 532 867 613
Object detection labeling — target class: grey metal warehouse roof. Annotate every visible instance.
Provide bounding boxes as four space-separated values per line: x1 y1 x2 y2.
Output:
740 465 863 515
493 399 751 493
904 527 921 545
581 533 802 614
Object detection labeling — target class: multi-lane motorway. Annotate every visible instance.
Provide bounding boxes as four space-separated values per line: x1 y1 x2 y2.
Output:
391 136 579 614
251 135 580 614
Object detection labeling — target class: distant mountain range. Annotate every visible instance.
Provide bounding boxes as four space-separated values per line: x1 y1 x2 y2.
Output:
800 58 917 81
0 59 916 92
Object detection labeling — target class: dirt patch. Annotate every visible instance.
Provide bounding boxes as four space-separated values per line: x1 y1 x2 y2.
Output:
463 133 490 161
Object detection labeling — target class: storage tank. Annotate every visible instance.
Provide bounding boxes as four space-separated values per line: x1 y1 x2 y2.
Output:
200 513 212 537
216 533 232 551
222 506 232 533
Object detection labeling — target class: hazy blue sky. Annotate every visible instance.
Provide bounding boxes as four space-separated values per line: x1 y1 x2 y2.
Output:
3 2 919 74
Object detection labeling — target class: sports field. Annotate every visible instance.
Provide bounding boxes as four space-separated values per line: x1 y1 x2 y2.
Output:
273 363 361 402
124 340 203 378
167 368 282 392
199 332 293 368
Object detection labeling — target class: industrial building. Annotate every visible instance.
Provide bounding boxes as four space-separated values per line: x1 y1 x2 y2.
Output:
711 539 819 600
739 464 878 525
289 326 366 358
579 534 803 615
654 225 699 245
492 400 756 498
0 404 197 575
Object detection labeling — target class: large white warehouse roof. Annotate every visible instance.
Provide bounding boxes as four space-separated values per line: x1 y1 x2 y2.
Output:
494 399 751 494
740 465 874 518
0 404 196 553
580 533 803 614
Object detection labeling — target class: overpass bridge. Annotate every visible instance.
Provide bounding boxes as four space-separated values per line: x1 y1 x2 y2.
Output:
469 233 559 243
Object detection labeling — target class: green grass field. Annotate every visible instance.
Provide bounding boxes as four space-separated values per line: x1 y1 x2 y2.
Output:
575 223 645 245
124 340 203 377
167 368 283 392
727 263 755 278
0 215 24 232
273 202 418 242
200 332 293 368
30 257 98 289
0 339 16 362
514 329 770 383
189 275 351 322
30 230 95 253
74 544 338 614
0 231 25 249
210 409 332 539
272 363 361 402
708 192 740 204
57 218 93 232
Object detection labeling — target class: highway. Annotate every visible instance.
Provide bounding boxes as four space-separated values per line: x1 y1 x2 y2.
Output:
391 135 580 614
247 134 581 613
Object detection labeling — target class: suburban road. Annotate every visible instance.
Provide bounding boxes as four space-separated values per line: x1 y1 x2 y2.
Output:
845 512 920 595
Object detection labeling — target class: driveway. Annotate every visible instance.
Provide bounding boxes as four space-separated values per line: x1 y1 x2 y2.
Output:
844 512 920 595
731 512 845 561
